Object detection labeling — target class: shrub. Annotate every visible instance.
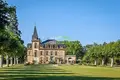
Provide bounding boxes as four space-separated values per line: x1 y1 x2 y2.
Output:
24 62 30 66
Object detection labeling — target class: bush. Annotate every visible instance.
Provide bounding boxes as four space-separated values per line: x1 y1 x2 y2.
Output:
30 62 34 65
78 63 82 65
49 61 56 64
24 62 30 66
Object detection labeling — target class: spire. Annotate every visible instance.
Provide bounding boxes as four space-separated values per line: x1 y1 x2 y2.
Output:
32 25 38 40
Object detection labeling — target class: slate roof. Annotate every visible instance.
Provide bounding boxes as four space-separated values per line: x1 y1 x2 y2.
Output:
27 43 32 48
41 39 57 44
32 26 38 40
27 39 65 48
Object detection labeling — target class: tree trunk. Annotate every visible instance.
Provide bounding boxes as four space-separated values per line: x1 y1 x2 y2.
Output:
110 58 114 67
16 57 18 64
94 59 97 66
6 55 9 67
10 57 13 66
0 55 3 68
14 56 16 65
102 58 105 66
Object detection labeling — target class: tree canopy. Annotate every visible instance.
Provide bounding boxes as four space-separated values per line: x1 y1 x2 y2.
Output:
0 0 25 67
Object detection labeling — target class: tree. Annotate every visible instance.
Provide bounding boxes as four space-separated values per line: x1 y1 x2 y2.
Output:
57 40 83 60
97 44 107 66
0 0 10 68
0 30 10 67
108 41 120 67
106 42 116 67
82 51 91 65
0 0 24 67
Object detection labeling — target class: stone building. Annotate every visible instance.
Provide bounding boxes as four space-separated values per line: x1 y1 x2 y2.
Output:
27 26 76 64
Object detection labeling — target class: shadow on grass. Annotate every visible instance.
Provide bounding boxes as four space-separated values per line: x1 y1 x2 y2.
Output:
0 76 120 80
0 72 72 74
0 69 65 71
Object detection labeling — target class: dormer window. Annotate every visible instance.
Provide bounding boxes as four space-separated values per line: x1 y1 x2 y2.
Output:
53 45 55 49
43 44 45 48
58 45 60 48
48 44 50 48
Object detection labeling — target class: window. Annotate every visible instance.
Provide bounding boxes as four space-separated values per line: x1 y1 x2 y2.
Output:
43 44 45 48
29 51 31 55
53 45 55 48
55 51 57 56
34 43 37 48
34 50 37 57
46 51 48 55
58 45 60 48
40 57 43 62
48 45 50 48
29 45 31 48
51 51 53 55
40 51 43 55
46 57 48 61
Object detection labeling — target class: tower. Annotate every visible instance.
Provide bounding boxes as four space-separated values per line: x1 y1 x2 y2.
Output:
32 26 40 64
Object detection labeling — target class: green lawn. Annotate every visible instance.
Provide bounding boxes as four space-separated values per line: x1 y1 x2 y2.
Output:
0 64 120 80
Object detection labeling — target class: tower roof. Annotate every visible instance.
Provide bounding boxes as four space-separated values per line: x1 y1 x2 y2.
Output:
32 26 38 40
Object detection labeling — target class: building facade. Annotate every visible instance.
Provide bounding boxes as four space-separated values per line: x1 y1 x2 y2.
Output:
27 26 76 64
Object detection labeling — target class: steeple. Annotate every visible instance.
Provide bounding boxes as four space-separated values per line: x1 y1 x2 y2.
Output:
32 26 38 40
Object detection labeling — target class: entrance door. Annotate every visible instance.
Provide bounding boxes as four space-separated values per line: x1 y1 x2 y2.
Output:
34 57 39 64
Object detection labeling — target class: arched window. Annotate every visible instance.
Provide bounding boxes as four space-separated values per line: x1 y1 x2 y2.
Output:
34 43 37 48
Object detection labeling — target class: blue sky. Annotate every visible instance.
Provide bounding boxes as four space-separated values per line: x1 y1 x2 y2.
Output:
7 0 120 46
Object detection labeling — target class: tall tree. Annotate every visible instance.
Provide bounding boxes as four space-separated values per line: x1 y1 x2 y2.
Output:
0 0 24 67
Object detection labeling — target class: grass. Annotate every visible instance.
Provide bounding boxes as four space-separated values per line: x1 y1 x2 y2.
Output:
0 64 120 80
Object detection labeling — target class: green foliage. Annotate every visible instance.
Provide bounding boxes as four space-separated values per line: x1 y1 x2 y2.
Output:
57 40 83 59
0 0 24 60
83 41 120 66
